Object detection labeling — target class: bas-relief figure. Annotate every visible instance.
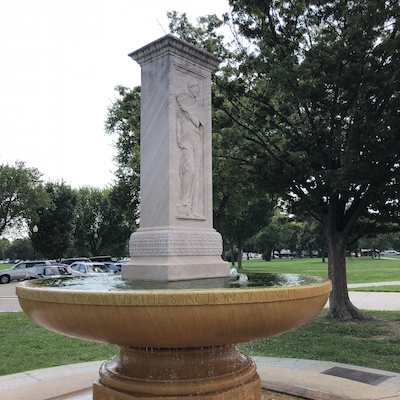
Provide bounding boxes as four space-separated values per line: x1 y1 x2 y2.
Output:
175 80 205 220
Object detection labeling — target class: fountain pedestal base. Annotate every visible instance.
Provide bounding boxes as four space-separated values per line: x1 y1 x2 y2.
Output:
94 345 261 399
93 375 260 399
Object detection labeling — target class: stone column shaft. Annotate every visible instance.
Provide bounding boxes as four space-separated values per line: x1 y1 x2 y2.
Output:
123 35 229 281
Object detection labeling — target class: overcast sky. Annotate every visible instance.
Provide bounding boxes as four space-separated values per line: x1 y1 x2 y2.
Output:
0 0 230 189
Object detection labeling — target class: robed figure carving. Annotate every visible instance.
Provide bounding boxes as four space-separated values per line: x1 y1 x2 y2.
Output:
176 81 205 219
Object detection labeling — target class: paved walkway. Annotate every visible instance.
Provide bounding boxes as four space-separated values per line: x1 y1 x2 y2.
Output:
1 357 400 400
0 281 23 312
1 280 400 399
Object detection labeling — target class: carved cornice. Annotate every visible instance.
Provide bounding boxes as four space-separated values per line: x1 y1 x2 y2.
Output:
129 34 221 71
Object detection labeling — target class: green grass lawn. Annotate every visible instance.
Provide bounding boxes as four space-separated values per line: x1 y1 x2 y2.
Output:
0 312 118 376
2 310 400 376
350 285 400 292
240 256 400 284
0 263 13 270
239 310 400 373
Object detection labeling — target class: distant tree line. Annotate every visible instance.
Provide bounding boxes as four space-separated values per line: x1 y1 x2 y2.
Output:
0 163 131 260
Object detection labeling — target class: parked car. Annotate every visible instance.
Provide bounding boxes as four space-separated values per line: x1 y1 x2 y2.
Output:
383 250 400 255
60 257 91 265
0 260 52 284
50 262 72 272
102 261 121 274
69 262 112 276
25 265 71 279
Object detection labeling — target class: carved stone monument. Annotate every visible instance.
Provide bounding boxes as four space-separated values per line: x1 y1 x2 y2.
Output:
16 34 332 400
123 35 229 281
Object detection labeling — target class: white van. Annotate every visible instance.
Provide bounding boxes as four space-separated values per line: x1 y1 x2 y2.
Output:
384 250 400 255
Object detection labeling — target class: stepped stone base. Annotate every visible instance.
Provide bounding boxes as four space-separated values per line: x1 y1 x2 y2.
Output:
93 374 260 400
123 228 229 281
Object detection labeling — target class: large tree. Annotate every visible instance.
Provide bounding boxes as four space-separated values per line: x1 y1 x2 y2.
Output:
32 181 77 259
170 3 400 320
0 162 49 237
0 238 10 260
252 210 302 260
214 0 400 320
105 86 141 231
74 187 130 257
4 238 33 261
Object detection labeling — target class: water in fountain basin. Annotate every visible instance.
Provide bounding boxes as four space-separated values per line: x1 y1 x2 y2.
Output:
29 272 326 291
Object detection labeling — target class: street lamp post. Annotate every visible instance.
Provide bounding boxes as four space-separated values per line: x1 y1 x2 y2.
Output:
94 232 98 257
32 225 38 260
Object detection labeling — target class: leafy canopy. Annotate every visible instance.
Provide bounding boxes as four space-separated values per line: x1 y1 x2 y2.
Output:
0 162 49 237
222 0 400 238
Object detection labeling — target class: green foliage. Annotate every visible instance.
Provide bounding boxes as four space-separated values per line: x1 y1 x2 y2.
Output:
0 162 50 236
296 218 328 259
182 0 400 319
223 0 400 232
104 86 141 231
252 210 302 260
33 181 77 259
359 232 400 252
214 136 275 266
168 11 231 59
0 238 10 260
3 238 33 261
74 187 130 257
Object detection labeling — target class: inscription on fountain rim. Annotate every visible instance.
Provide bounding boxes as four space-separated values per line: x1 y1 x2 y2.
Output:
17 281 331 306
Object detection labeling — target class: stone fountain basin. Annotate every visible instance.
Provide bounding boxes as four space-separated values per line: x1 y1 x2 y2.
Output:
16 275 331 348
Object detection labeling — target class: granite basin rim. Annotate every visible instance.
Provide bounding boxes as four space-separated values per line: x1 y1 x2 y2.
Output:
16 278 331 348
16 278 332 306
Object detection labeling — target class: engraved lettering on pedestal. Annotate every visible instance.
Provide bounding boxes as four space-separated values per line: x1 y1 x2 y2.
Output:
175 80 206 220
129 230 223 256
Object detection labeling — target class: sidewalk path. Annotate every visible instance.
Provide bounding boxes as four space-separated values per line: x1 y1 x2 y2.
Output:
0 281 22 312
346 291 400 311
348 281 400 288
1 358 400 400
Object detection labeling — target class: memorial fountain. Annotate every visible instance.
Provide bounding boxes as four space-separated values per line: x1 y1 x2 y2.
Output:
16 35 331 400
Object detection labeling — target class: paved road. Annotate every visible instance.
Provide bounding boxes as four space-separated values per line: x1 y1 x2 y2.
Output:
0 281 22 311
2 280 400 312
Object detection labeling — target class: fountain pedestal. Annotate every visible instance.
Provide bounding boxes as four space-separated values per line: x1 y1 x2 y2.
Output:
17 275 331 400
93 346 261 399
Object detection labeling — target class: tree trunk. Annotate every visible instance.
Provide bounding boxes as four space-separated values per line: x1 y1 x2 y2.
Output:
230 243 235 266
326 230 368 321
237 243 243 269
